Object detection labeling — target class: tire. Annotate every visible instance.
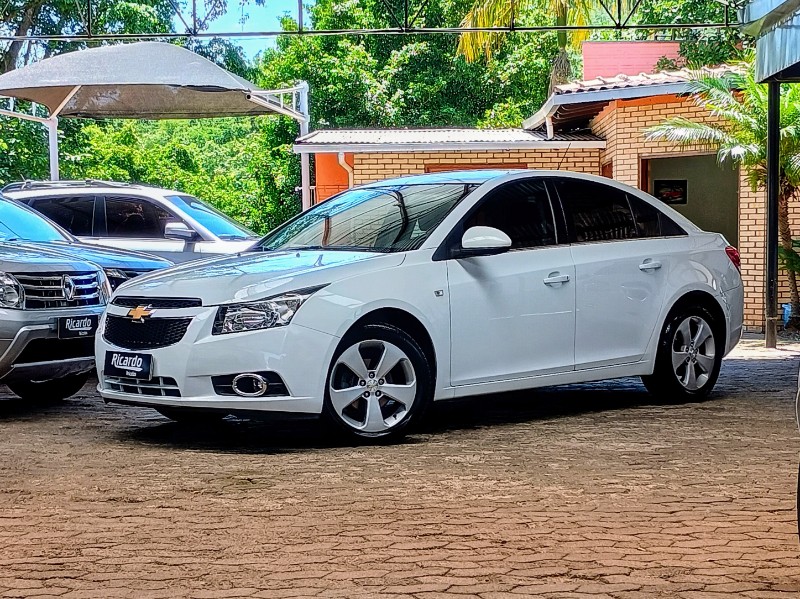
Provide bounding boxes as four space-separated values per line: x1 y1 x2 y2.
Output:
155 408 228 424
322 323 433 441
6 371 90 401
642 305 722 401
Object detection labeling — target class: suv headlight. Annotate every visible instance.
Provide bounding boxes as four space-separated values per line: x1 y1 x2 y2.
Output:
97 270 113 304
104 268 129 291
212 286 326 335
0 272 23 309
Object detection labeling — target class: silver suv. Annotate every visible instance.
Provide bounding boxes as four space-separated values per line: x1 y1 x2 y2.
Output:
0 243 109 400
5 180 258 263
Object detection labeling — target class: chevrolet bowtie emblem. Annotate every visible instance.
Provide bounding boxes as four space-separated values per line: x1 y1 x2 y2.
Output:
127 305 154 322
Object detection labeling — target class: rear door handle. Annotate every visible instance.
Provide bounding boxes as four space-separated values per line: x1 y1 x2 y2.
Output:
543 273 570 286
639 260 662 272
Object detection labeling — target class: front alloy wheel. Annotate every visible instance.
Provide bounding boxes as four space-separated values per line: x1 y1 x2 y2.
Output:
324 324 432 440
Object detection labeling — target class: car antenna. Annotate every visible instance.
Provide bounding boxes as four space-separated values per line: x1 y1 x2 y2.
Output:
556 143 572 171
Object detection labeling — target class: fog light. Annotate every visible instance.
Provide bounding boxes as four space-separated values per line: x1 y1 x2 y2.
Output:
231 373 269 397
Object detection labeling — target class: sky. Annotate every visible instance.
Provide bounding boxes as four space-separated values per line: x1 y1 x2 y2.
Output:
190 2 308 58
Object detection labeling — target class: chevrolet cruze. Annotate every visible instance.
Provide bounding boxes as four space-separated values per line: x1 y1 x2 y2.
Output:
95 171 744 439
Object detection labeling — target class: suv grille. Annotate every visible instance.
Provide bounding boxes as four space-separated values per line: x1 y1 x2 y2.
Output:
112 296 202 309
14 272 102 309
104 316 192 350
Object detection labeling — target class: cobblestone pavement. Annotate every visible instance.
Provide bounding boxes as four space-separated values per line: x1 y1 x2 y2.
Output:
1 338 800 598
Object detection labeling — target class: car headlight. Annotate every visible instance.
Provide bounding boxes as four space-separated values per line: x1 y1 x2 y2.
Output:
97 270 113 304
0 272 23 309
212 286 326 335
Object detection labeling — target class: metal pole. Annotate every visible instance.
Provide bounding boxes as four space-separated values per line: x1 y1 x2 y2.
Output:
766 80 780 347
298 81 312 210
46 118 59 181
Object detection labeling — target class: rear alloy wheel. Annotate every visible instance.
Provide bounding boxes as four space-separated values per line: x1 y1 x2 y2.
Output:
642 306 722 401
6 371 90 401
323 323 432 441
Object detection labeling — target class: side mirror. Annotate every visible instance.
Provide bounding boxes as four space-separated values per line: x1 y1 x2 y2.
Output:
164 221 198 242
456 226 512 258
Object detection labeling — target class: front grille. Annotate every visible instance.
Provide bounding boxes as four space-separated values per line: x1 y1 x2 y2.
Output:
104 316 192 350
13 272 102 310
211 372 289 397
112 296 202 309
104 376 181 397
15 338 95 364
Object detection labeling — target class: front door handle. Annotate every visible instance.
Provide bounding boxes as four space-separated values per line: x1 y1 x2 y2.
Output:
543 273 570 286
639 260 662 272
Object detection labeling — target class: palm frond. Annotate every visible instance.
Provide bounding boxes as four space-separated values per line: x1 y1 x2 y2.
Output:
645 118 735 147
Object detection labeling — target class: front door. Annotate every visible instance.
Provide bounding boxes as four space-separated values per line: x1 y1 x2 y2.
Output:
447 178 575 386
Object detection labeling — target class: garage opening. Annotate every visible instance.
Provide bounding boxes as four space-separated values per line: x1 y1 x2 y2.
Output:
643 154 739 247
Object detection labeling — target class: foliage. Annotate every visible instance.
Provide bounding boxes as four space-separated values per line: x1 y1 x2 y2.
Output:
645 57 800 326
635 0 747 66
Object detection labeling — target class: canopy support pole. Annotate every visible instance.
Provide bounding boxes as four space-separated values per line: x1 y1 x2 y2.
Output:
46 118 59 181
298 81 311 211
0 85 80 182
766 80 780 348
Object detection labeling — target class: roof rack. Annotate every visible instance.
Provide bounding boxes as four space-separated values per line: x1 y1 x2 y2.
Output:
1 179 138 193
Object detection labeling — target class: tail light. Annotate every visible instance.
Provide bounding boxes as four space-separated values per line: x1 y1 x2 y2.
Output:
725 246 741 273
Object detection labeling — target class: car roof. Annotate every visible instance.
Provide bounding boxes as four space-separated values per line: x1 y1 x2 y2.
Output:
2 180 177 198
360 170 526 187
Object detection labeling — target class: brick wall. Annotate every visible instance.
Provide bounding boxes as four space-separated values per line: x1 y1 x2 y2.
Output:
351 150 601 185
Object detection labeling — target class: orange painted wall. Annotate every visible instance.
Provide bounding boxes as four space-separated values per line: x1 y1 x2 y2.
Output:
314 153 354 203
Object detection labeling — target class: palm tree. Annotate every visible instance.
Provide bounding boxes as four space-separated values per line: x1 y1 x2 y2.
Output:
646 59 800 328
457 0 593 90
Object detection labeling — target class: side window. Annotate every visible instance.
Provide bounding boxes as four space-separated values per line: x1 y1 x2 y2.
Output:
31 196 94 236
105 197 175 238
628 194 687 238
553 178 637 243
464 179 557 249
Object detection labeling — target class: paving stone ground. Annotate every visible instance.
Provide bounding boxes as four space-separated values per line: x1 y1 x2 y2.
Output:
1 337 800 598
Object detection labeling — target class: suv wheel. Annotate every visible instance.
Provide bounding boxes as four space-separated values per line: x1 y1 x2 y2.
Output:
6 372 90 401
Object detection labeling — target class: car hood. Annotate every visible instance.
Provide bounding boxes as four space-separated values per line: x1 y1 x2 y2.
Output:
0 241 101 273
24 241 172 271
116 249 404 305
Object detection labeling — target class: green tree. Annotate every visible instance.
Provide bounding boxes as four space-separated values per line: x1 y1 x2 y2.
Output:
635 0 746 66
645 59 800 326
457 0 594 89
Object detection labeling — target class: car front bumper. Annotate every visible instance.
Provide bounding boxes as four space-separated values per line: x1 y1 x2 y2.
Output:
0 305 105 382
95 304 339 415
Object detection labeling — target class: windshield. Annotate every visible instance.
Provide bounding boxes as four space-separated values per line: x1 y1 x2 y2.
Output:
0 199 69 243
259 183 476 253
166 195 255 240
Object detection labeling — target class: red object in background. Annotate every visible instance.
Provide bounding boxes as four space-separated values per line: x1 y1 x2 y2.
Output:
582 41 682 80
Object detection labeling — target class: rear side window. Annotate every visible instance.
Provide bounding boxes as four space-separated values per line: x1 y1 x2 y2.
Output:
464 179 557 249
628 194 686 238
31 196 94 236
552 178 636 242
105 197 175 238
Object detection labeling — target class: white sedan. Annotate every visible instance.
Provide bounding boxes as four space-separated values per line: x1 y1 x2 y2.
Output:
95 170 743 440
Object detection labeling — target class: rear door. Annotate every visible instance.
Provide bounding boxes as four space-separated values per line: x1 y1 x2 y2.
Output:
27 195 96 238
550 177 685 369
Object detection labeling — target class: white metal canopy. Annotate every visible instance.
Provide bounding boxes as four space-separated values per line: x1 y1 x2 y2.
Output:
0 42 312 209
